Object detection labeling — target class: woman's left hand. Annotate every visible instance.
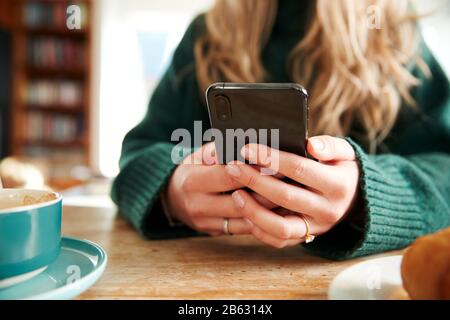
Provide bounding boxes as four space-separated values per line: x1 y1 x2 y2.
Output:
226 135 360 248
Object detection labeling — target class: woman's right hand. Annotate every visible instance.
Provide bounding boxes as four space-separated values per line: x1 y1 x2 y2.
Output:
166 143 275 236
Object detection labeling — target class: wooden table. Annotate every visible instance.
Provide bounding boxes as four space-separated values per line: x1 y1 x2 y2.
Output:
62 205 401 299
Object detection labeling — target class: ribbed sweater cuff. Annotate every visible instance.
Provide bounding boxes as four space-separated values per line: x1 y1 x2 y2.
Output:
112 143 196 238
305 138 429 260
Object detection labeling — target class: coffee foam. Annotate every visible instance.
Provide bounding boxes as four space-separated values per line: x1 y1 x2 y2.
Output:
0 193 57 210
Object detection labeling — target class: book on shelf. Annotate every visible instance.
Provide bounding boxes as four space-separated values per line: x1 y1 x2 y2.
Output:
28 37 85 69
23 1 89 30
25 79 83 107
9 0 92 187
26 112 83 143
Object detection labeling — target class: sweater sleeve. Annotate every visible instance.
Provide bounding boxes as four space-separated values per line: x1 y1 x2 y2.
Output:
305 44 450 260
110 16 207 239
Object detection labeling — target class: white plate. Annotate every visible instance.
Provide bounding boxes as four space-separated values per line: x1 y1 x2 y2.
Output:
0 266 47 289
0 237 107 300
328 255 404 300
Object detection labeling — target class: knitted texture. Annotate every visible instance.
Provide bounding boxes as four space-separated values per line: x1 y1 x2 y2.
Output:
111 1 450 259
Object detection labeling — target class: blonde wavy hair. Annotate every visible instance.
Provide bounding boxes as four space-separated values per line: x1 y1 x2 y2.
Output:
194 0 429 151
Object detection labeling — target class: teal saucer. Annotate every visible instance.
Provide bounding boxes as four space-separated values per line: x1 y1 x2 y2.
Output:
0 237 107 300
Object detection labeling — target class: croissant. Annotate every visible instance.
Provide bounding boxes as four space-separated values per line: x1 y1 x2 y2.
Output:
401 227 450 300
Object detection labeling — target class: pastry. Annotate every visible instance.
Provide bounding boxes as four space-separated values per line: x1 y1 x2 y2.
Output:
401 227 450 300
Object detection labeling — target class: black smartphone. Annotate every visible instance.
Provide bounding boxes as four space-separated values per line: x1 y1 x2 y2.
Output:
205 82 308 164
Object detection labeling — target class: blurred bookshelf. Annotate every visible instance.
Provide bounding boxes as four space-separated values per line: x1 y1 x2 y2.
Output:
9 0 92 190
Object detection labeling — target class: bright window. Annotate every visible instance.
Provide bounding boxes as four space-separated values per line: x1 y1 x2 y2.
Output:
94 0 212 177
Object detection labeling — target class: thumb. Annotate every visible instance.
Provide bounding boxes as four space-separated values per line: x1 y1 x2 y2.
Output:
307 135 356 162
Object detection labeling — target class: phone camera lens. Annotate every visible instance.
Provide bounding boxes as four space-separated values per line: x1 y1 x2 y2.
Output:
215 95 232 121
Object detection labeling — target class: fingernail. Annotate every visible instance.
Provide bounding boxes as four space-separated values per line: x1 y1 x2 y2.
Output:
204 154 215 165
242 145 257 162
310 138 324 151
226 164 241 177
232 191 245 208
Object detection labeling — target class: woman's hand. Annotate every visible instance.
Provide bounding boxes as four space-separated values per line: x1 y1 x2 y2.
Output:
225 135 360 248
166 142 276 236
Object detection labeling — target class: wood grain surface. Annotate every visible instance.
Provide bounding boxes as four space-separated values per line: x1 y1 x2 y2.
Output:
62 205 401 300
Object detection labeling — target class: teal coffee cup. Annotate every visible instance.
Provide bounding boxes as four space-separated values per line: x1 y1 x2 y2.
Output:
0 189 62 288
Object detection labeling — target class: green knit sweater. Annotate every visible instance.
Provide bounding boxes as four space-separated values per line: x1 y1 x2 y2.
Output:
111 1 450 260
